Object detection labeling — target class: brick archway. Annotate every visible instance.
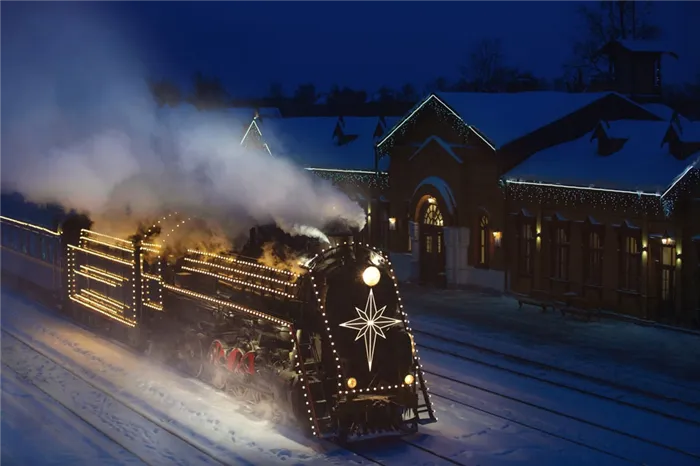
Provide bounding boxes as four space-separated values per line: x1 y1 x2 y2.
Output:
410 177 457 286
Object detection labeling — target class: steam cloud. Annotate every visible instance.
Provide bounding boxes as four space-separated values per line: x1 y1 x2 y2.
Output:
1 4 366 245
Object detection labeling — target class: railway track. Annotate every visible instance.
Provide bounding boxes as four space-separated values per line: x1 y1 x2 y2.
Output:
425 368 700 465
414 328 700 423
2 328 229 466
337 437 469 466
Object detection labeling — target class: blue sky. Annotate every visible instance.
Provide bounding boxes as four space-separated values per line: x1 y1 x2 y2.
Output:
3 1 699 98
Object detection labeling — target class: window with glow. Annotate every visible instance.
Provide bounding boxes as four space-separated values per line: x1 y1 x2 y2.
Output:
584 229 605 286
425 235 433 254
550 224 570 280
478 215 490 267
619 230 642 292
424 204 444 227
518 217 536 276
659 242 675 302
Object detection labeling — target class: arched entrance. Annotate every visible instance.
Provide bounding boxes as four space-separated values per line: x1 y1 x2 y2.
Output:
419 199 445 285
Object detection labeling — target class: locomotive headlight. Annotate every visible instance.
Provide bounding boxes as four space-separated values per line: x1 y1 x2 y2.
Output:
404 374 415 385
347 377 357 389
362 266 381 287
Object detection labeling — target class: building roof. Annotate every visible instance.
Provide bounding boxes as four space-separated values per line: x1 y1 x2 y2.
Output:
616 40 678 57
672 120 700 142
437 91 642 149
256 117 377 171
379 91 661 151
505 120 699 195
642 103 692 126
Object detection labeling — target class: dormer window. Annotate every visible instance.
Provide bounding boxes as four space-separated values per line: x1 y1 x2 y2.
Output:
592 122 627 156
665 123 700 161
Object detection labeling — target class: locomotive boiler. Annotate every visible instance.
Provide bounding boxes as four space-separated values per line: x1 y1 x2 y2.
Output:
0 211 437 441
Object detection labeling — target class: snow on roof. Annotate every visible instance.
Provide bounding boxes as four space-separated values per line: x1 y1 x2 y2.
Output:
341 117 381 138
643 103 692 127
257 117 376 171
436 92 631 149
383 117 401 129
616 40 678 57
412 176 457 215
674 121 700 142
505 120 698 194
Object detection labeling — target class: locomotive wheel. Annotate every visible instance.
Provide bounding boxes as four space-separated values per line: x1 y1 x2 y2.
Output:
206 340 227 389
181 333 204 378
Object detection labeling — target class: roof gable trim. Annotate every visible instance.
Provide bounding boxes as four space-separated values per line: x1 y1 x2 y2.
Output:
376 94 496 152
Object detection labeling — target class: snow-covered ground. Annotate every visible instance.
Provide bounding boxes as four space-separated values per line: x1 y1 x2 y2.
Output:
3 287 699 466
401 287 700 405
1 365 144 466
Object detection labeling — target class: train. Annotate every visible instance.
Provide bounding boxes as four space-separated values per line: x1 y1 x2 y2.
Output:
0 210 436 441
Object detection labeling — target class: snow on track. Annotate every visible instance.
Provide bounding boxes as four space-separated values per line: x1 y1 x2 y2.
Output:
421 348 700 466
3 331 227 466
0 290 371 466
1 364 145 466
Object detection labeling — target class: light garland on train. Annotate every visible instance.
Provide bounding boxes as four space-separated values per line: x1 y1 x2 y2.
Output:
188 249 299 277
0 216 60 236
71 230 138 325
289 326 320 437
162 284 293 326
182 265 296 298
303 242 436 421
184 257 297 286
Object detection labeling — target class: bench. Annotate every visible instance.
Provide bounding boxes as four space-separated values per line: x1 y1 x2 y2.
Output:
557 296 601 322
516 289 557 313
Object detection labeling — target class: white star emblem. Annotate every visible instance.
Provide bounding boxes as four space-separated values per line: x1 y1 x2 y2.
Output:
339 289 402 372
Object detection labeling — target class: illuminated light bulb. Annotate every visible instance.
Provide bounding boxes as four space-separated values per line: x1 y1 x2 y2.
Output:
404 374 415 385
347 377 357 389
362 266 381 287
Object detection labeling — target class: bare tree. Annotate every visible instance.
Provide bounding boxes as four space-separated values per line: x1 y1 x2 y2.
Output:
425 76 451 94
460 38 506 91
564 1 661 89
399 83 418 102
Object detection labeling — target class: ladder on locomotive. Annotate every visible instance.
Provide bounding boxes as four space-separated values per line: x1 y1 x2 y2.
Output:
414 370 437 425
297 334 334 437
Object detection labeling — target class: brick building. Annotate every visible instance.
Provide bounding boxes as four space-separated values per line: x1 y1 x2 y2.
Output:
376 41 700 326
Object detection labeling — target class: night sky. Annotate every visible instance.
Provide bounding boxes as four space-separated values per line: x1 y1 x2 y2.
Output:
3 1 699 98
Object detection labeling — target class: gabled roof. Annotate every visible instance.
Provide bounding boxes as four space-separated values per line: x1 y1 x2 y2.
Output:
615 40 679 58
254 117 376 171
505 120 698 196
378 91 661 151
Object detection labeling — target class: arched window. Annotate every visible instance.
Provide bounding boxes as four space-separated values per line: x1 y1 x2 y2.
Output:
478 215 490 267
423 204 444 227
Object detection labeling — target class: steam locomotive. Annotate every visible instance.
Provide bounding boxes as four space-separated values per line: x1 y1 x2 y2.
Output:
0 210 436 441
